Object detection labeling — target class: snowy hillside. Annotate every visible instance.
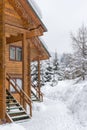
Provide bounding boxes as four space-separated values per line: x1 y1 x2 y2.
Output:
1 79 87 130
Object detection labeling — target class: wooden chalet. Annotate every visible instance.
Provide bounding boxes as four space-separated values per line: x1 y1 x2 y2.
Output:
0 0 50 123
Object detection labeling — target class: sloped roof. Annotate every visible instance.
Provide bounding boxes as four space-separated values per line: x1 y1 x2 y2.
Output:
27 0 42 19
19 0 47 32
30 37 50 61
38 38 51 58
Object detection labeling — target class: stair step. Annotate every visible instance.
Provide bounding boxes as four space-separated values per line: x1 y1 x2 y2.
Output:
31 96 37 98
6 89 31 122
7 106 22 110
6 98 16 101
12 115 29 121
31 96 39 99
32 99 40 101
6 102 19 106
6 97 14 100
8 110 25 115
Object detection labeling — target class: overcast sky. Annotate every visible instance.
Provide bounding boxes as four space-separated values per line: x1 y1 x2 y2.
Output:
35 0 87 54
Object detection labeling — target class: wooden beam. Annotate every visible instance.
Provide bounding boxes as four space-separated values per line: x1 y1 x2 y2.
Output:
5 24 26 34
6 34 22 43
22 33 32 116
6 25 43 44
26 27 43 38
22 32 26 109
37 57 41 100
0 0 6 121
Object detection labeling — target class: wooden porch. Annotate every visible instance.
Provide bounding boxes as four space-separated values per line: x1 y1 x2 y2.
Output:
0 0 50 123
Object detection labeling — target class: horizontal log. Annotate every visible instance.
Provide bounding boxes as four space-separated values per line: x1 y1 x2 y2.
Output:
6 27 43 44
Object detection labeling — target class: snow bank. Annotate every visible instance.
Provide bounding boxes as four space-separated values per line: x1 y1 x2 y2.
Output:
32 102 46 112
0 123 26 130
41 80 74 100
67 81 87 126
42 79 87 126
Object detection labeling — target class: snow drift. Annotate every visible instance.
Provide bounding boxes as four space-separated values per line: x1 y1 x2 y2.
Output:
42 79 87 126
0 123 26 130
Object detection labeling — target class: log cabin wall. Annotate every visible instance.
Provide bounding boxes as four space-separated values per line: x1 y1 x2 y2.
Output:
5 41 22 103
5 41 22 76
4 0 24 91
5 0 25 28
4 0 26 104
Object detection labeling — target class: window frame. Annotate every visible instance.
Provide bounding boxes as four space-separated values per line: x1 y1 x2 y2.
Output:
9 45 22 62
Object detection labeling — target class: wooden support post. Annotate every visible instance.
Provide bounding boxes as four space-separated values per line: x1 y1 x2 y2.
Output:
38 57 41 100
28 40 31 99
28 40 32 117
22 32 27 109
22 34 32 116
0 0 6 122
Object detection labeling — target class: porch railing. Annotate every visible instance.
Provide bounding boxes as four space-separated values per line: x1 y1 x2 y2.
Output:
6 73 32 117
31 83 43 102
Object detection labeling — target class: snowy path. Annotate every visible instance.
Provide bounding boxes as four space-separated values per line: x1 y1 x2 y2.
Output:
21 98 86 130
1 80 87 130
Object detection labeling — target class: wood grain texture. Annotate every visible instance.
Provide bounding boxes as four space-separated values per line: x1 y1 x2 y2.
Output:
0 0 6 120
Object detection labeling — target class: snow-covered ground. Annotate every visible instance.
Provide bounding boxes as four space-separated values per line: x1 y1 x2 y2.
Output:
0 123 26 130
1 79 87 130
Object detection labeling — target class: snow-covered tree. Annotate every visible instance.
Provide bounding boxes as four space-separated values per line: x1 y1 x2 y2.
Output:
31 61 46 87
40 61 47 86
71 25 87 80
60 53 74 79
44 59 53 83
31 61 38 86
51 51 59 86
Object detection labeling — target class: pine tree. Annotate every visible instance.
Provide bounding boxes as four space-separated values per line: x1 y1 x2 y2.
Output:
44 59 53 83
31 61 38 86
51 51 59 86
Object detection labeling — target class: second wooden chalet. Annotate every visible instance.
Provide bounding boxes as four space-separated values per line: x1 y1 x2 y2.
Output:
0 0 50 123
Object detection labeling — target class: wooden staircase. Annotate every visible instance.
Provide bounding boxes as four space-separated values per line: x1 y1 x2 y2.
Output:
6 73 43 122
6 90 30 122
6 73 32 122
31 90 39 101
31 83 43 102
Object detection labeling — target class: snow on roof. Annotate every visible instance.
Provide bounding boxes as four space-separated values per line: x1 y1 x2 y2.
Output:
28 0 42 19
39 37 51 57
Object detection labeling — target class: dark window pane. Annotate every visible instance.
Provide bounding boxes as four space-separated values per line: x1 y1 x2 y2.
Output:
16 48 22 61
10 47 15 60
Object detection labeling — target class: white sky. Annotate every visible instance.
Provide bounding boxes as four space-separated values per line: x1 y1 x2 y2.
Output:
35 0 87 54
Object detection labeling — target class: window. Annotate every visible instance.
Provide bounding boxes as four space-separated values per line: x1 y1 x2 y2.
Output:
16 48 22 61
10 47 15 60
10 46 22 61
10 78 22 93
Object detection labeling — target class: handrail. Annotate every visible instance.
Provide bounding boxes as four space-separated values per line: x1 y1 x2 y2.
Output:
6 73 32 117
31 83 43 101
5 112 13 123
